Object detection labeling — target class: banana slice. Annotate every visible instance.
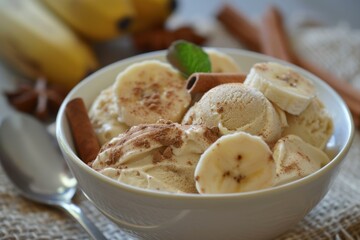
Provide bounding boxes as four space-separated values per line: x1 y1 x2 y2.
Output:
114 60 191 126
206 49 242 73
273 135 330 186
89 86 129 145
195 132 275 194
244 62 316 115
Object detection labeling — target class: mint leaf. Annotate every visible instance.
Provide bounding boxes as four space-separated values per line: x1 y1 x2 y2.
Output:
166 40 211 77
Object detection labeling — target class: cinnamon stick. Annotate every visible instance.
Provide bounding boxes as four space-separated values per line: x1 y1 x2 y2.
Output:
217 4 261 51
259 6 295 62
186 73 247 94
65 98 100 163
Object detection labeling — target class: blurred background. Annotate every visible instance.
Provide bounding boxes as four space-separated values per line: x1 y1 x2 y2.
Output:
174 0 360 27
1 0 359 123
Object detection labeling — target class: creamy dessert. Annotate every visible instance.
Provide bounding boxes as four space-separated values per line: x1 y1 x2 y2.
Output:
92 121 219 193
182 83 286 144
87 49 333 194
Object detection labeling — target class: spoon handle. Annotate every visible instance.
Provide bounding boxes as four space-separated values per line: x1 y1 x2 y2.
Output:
59 202 107 240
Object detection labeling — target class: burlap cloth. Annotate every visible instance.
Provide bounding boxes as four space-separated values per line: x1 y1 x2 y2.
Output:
1 23 360 240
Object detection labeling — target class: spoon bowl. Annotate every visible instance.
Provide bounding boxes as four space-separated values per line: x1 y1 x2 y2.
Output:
0 113 106 240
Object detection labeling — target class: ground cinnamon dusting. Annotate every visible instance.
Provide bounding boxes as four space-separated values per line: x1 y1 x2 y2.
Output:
152 127 184 148
162 147 173 159
107 148 123 165
233 174 245 183
203 127 220 143
296 151 311 162
165 165 179 174
133 87 142 96
143 93 161 111
133 139 151 148
217 106 224 113
100 137 126 152
276 72 299 87
152 150 163 163
165 91 174 98
282 162 301 175
223 171 231 177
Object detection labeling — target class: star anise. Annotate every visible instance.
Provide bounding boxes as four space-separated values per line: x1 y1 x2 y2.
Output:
4 78 68 121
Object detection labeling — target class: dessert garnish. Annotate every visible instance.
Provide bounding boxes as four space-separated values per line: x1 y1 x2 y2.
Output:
186 72 246 94
167 40 247 95
166 40 211 77
66 98 100 164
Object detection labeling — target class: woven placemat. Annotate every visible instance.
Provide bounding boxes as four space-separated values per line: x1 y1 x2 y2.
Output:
277 133 360 239
1 24 360 240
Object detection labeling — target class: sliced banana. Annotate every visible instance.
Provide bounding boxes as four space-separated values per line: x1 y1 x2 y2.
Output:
273 135 330 186
195 132 275 194
89 86 129 145
114 60 191 126
206 49 242 73
244 62 316 115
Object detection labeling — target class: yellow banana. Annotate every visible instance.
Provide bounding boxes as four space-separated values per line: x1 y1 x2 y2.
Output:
41 0 135 41
130 0 177 32
0 0 98 90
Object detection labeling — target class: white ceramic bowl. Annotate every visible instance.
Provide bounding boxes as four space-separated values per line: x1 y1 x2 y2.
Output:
56 49 354 240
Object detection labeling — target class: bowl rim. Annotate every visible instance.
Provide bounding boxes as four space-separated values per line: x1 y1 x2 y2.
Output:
56 48 355 201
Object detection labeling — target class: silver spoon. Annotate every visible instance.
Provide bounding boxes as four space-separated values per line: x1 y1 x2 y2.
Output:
0 112 107 240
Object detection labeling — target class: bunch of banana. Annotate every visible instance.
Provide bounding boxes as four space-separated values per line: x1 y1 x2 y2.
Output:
41 0 177 39
40 0 136 41
0 0 98 90
0 0 177 90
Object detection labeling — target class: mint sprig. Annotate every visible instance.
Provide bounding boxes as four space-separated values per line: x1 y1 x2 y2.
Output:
166 40 211 78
